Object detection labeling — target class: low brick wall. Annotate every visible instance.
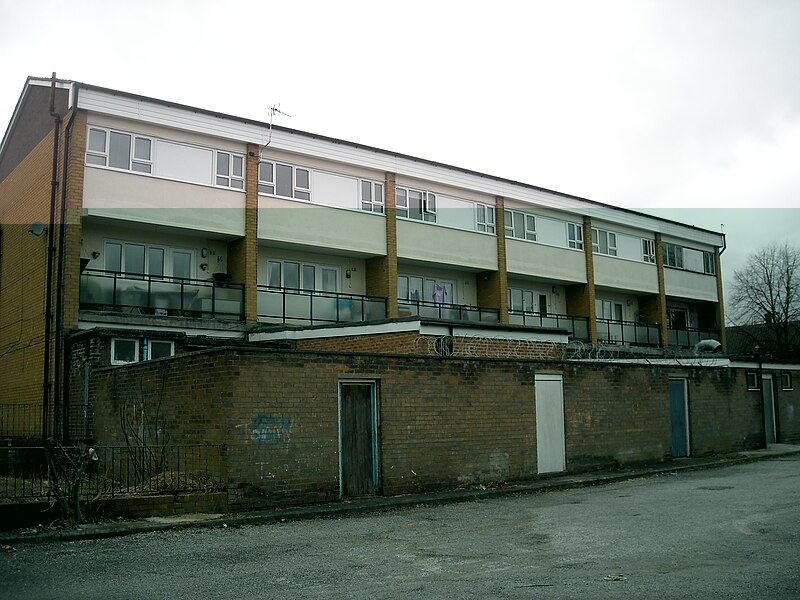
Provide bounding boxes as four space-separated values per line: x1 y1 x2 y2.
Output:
83 346 768 512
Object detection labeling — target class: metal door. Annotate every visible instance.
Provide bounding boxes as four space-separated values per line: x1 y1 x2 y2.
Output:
669 378 689 457
339 382 378 497
762 375 777 444
535 374 566 474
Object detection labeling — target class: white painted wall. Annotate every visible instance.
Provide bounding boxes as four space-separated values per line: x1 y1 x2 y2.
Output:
396 220 497 271
506 240 586 283
258 196 386 256
664 269 719 301
594 255 659 294
83 168 245 236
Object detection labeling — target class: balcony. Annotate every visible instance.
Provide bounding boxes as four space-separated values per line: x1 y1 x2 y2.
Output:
668 326 720 349
257 286 387 325
508 311 590 342
596 318 662 347
80 270 244 320
398 299 499 324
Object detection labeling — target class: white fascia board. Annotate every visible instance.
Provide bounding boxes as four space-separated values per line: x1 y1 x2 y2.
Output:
425 324 569 344
249 320 422 343
577 357 732 367
77 88 723 248
730 360 800 371
76 320 245 339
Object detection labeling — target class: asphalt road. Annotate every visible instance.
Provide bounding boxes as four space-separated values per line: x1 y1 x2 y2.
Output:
2 455 799 599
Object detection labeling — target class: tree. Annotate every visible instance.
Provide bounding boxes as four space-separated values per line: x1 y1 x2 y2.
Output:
728 242 800 360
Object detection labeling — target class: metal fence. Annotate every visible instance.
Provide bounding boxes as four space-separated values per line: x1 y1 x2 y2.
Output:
0 403 41 438
398 299 500 324
257 286 387 325
0 444 226 501
508 311 591 341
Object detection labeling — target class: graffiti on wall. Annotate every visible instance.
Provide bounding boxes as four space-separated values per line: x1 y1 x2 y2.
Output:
250 414 293 448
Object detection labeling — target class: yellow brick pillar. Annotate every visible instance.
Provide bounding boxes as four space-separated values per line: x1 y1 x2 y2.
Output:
366 172 398 318
654 233 669 349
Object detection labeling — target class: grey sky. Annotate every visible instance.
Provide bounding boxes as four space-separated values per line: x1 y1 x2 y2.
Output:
1 0 798 298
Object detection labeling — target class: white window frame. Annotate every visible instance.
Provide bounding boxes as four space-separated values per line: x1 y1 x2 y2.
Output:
568 222 584 250
781 372 793 390
215 151 245 189
395 186 436 223
642 239 656 263
104 240 194 280
592 228 617 256
596 299 624 322
258 161 311 201
360 180 384 213
703 251 716 275
86 127 153 174
147 340 175 361
111 338 139 365
504 209 536 241
663 242 684 269
508 287 549 315
746 371 760 391
476 204 495 234
266 259 339 293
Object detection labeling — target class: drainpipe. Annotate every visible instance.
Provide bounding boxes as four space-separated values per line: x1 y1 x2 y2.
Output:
42 72 61 442
53 106 78 440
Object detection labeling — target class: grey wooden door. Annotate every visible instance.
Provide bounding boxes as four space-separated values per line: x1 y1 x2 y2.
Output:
762 375 777 444
535 374 566 474
669 379 689 457
339 382 377 497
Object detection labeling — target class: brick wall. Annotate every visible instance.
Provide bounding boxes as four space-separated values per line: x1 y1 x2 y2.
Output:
81 340 767 511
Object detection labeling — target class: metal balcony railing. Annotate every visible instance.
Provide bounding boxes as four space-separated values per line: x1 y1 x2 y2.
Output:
508 311 591 342
398 299 500 324
668 326 720 349
80 270 244 320
596 318 662 347
257 286 387 325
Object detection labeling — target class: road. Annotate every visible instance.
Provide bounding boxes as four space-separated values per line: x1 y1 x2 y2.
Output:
2 455 799 599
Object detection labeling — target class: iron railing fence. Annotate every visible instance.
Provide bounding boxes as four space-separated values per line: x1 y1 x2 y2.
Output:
668 327 720 349
0 403 41 439
597 319 662 347
0 444 226 501
80 269 244 320
257 286 387 325
398 299 500 324
508 311 591 341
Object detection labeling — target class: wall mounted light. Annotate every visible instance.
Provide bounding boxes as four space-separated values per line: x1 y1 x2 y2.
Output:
91 251 101 260
201 248 208 258
200 263 208 271
28 221 47 237
345 269 352 279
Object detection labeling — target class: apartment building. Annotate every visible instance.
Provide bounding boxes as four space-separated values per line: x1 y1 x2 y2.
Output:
0 76 725 439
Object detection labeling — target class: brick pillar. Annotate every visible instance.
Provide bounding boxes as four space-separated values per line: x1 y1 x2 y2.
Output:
582 217 598 346
227 143 259 322
654 233 669 349
476 196 508 322
61 109 87 331
366 172 398 318
714 248 727 352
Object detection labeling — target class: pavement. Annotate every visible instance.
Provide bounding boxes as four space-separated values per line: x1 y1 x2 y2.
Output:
2 443 799 546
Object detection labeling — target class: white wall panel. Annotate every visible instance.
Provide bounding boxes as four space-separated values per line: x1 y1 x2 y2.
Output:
396 220 497 271
312 170 359 210
664 269 719 301
506 241 586 283
594 255 658 294
154 140 213 185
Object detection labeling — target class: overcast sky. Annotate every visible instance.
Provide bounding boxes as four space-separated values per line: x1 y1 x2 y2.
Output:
1 0 798 298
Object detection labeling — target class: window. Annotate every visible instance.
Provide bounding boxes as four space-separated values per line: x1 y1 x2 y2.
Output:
504 210 536 241
111 338 138 365
596 299 624 321
781 372 793 390
667 307 688 329
642 239 656 263
568 223 584 250
508 287 548 315
215 152 244 189
746 372 760 390
592 228 617 256
259 161 311 200
266 259 338 292
398 275 454 304
360 180 384 213
703 251 716 275
86 127 153 173
148 340 174 360
395 186 436 222
663 242 684 268
105 241 193 279
476 204 495 233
